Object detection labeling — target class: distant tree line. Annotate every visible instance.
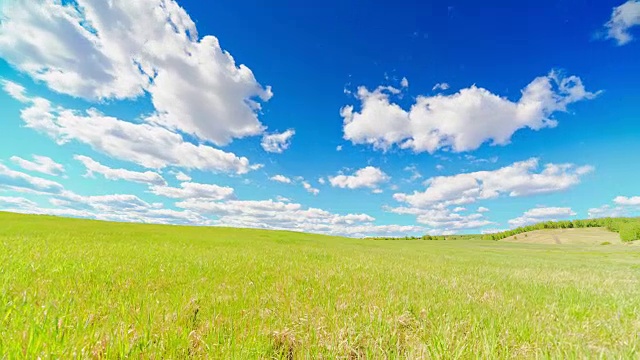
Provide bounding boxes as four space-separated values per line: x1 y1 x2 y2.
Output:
365 234 478 241
482 217 640 242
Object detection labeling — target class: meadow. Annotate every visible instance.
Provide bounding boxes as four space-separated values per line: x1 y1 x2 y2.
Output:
1 212 640 358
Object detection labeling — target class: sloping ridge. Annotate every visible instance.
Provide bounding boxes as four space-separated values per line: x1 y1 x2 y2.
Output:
501 227 630 245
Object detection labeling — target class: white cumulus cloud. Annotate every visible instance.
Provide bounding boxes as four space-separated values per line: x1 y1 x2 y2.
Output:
603 0 640 45
394 158 593 208
74 155 165 185
388 206 493 231
1 80 29 102
432 82 450 91
0 163 64 194
64 192 208 225
329 166 390 190
302 181 320 195
2 85 259 174
270 175 292 184
613 195 640 206
0 0 273 146
341 71 598 153
176 197 424 237
508 207 577 228
589 195 640 218
174 171 192 182
261 129 295 153
0 196 38 209
0 163 430 237
588 205 626 218
149 182 235 201
10 155 65 176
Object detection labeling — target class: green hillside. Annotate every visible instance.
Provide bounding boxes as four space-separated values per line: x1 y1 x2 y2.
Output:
483 217 640 241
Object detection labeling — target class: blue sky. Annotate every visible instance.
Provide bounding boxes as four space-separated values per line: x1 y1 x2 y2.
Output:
0 0 639 237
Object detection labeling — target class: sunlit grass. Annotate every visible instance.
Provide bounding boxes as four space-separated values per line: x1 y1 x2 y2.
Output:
1 212 639 358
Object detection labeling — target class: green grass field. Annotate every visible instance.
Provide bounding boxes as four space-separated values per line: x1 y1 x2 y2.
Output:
2 212 640 358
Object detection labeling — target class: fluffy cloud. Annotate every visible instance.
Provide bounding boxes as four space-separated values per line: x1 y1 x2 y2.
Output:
388 206 493 231
404 165 422 182
3 84 259 174
0 162 209 224
149 182 234 201
0 161 205 224
302 181 320 195
1 80 29 102
63 193 207 224
394 158 593 208
174 171 192 182
588 205 627 218
261 129 295 153
589 195 640 218
61 193 156 211
1 194 207 225
176 198 424 237
400 77 409 88
508 207 577 228
269 175 319 194
0 163 64 194
270 175 292 184
477 207 490 213
341 71 598 153
432 83 450 91
0 196 38 209
0 160 421 237
603 0 640 45
0 0 272 146
464 155 499 165
10 155 64 176
482 228 508 235
329 166 390 190
614 196 640 206
74 155 165 185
